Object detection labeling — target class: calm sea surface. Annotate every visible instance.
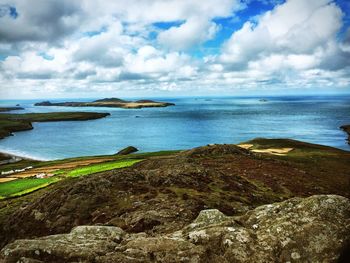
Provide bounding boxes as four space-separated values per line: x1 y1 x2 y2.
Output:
0 96 349 160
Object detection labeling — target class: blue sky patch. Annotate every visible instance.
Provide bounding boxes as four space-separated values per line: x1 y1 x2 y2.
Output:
0 4 18 19
38 52 54 61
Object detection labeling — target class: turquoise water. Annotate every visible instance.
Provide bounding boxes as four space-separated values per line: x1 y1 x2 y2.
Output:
0 96 349 160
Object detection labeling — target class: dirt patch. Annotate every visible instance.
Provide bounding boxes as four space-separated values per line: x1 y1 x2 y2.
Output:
0 178 17 183
237 144 253 149
238 143 294 155
251 147 294 156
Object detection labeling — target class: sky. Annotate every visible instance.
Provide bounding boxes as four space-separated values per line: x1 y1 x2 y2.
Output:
0 0 349 99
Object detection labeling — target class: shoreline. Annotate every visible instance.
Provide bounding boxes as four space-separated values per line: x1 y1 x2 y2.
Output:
0 150 44 165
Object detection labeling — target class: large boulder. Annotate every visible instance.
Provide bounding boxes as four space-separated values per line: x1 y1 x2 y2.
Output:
1 195 349 263
0 226 124 263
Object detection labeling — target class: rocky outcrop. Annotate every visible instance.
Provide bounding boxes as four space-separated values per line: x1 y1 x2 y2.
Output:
117 146 139 155
1 195 349 263
182 143 251 158
341 125 350 144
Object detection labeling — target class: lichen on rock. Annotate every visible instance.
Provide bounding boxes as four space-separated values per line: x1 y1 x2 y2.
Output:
1 195 349 263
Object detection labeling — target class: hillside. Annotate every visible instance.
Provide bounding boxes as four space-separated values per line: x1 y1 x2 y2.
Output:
0 139 349 262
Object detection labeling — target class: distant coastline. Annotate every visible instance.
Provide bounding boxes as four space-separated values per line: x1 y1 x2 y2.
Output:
0 111 110 140
0 151 39 166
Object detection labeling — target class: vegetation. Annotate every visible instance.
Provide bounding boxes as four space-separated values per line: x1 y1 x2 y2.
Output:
0 119 33 139
0 177 59 199
0 158 144 199
58 159 143 177
0 150 180 173
0 138 349 253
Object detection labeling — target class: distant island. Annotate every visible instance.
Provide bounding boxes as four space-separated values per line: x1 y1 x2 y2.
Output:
35 98 175 109
0 112 110 140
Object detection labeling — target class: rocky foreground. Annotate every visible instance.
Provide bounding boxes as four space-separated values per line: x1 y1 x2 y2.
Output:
35 98 175 109
0 140 349 262
1 195 349 263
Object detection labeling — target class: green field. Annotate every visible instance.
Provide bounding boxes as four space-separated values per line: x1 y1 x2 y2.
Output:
58 159 143 177
0 159 143 199
0 150 182 200
0 177 60 199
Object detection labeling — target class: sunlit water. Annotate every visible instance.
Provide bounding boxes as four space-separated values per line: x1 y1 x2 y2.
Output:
0 95 349 160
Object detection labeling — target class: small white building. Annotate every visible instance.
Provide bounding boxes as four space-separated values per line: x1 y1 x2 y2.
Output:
1 170 14 175
35 173 46 179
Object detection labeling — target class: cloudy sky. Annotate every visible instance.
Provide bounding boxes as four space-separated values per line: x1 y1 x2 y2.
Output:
0 0 349 99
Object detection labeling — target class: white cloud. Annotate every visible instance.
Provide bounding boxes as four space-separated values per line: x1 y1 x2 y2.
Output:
158 17 219 50
215 0 350 92
81 0 241 23
0 0 82 42
0 0 349 98
221 0 343 66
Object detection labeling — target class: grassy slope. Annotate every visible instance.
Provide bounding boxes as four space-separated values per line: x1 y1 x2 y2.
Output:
0 177 59 199
242 138 350 195
1 138 348 203
0 151 180 199
57 159 143 177
0 150 180 173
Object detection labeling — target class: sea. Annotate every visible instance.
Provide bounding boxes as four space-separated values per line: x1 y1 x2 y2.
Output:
0 95 349 160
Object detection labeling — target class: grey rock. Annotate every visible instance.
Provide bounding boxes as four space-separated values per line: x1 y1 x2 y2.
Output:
1 195 349 263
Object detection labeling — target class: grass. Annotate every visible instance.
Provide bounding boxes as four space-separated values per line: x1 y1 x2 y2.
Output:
61 159 143 177
0 149 178 199
0 177 60 199
0 149 180 173
0 158 143 199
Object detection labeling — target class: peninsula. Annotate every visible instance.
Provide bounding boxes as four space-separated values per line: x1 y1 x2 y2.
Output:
341 125 350 144
35 98 175 109
0 107 24 112
0 112 110 140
